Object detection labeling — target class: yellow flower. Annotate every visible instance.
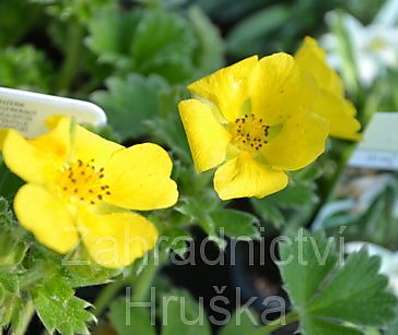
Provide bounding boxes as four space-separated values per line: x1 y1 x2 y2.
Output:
295 36 361 141
1 117 178 268
179 53 329 200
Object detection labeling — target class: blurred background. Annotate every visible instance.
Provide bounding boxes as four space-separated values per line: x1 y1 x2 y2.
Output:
1 0 398 334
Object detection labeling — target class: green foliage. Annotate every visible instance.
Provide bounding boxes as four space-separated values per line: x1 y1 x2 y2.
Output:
210 208 260 239
32 0 114 22
109 298 155 335
0 0 42 47
87 6 199 83
188 6 225 75
130 10 196 83
0 46 53 91
32 275 95 335
251 166 321 230
62 247 121 288
109 288 211 335
86 5 141 66
146 112 191 162
161 289 211 335
279 230 397 334
226 5 290 58
91 74 173 140
0 197 28 268
0 196 115 334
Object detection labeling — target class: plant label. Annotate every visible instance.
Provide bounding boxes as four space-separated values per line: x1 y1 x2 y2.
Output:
350 112 398 170
0 87 107 138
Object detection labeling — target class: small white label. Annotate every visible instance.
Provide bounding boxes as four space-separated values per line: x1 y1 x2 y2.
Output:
350 112 398 170
0 87 107 138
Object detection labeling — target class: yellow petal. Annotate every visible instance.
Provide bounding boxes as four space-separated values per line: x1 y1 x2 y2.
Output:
188 56 258 121
14 184 79 254
295 37 362 141
295 36 344 96
214 152 288 200
47 117 123 166
251 52 316 125
2 129 65 184
179 99 231 172
261 111 329 171
78 208 158 268
315 90 361 141
104 143 178 211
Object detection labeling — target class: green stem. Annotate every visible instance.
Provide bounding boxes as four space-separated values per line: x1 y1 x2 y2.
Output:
251 311 299 335
13 298 34 335
94 275 133 317
94 251 165 316
131 252 165 302
56 22 84 94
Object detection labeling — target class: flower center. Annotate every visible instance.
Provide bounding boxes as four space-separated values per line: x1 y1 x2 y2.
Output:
231 113 270 153
58 159 112 205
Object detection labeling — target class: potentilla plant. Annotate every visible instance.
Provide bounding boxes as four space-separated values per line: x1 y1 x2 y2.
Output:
0 7 396 334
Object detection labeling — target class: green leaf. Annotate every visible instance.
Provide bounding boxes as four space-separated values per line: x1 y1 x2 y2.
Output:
226 5 290 57
86 5 141 66
161 289 211 335
32 275 94 335
146 113 191 163
91 74 171 140
279 229 397 335
219 307 258 335
211 208 260 239
131 10 196 83
159 227 192 257
109 297 155 335
251 199 284 228
63 247 121 288
188 6 225 75
267 183 318 209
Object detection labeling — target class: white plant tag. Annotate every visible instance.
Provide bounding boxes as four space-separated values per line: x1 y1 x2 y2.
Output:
350 112 398 170
0 87 107 138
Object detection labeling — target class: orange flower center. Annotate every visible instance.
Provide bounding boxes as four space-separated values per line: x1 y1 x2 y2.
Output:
58 159 112 205
231 113 270 153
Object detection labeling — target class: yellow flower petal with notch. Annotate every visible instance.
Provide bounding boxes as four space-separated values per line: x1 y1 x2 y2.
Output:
1 117 178 268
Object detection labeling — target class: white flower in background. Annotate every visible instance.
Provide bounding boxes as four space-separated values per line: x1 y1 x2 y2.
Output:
322 12 398 86
346 242 398 296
